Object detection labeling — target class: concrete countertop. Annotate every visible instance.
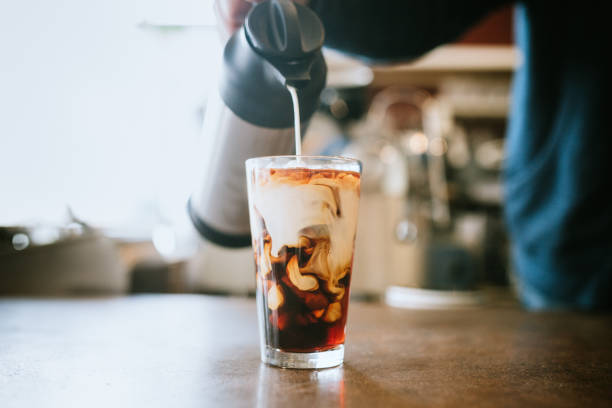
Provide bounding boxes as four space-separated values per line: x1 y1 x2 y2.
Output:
1 295 611 407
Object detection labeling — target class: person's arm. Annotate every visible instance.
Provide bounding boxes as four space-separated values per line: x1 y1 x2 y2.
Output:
309 0 511 62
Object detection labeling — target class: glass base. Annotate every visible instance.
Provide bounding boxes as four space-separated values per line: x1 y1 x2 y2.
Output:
262 345 344 369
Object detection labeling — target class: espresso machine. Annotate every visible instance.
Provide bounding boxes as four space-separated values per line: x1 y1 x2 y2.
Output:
189 0 326 247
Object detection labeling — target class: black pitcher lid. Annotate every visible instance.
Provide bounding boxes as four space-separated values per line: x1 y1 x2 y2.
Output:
245 0 324 60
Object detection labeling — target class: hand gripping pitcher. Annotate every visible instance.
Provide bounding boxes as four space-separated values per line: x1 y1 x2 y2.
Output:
189 0 327 247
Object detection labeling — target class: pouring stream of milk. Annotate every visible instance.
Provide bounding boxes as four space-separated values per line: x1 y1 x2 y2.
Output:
287 85 302 157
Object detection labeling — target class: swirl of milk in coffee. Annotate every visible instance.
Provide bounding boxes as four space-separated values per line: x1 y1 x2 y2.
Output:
253 169 360 299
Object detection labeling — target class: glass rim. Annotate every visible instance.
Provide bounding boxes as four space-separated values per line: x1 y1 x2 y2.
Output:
245 155 362 169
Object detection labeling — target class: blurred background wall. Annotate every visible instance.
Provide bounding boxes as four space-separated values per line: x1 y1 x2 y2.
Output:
1 1 517 302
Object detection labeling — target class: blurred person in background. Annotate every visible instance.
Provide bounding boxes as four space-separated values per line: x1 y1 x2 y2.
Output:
215 0 611 311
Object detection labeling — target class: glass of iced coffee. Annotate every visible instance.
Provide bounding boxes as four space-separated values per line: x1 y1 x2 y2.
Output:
246 156 361 369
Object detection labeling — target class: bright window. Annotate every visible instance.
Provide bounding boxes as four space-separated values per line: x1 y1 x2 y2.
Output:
0 0 220 247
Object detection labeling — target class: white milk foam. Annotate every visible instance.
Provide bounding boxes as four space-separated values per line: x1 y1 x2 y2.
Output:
253 172 360 286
